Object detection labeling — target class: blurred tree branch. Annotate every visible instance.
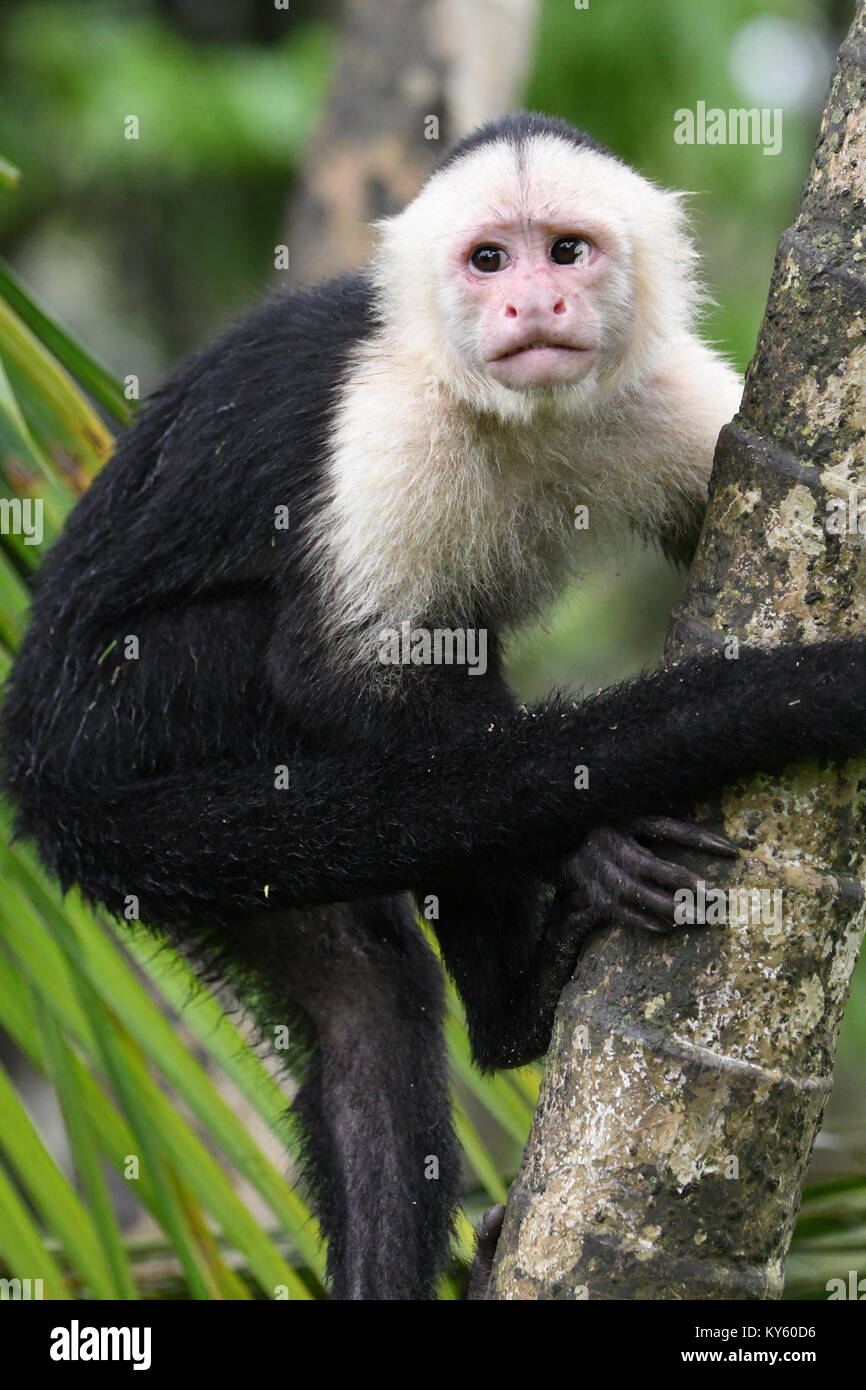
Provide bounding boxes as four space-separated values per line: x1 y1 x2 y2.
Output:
285 0 539 282
490 0 866 1300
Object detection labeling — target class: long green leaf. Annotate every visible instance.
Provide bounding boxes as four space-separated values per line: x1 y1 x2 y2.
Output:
0 258 131 424
0 296 113 485
38 1003 137 1299
0 1158 70 1300
0 1050 119 1298
0 869 314 1297
10 838 320 1265
118 927 295 1141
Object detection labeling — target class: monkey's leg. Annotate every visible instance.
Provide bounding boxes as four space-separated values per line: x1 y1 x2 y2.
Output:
429 821 736 1070
429 875 571 1070
174 896 460 1301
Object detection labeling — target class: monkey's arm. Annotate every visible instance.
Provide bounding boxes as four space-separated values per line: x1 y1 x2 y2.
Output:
38 637 866 929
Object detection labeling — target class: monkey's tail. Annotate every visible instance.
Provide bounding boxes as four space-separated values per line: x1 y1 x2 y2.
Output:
198 895 461 1301
9 638 866 928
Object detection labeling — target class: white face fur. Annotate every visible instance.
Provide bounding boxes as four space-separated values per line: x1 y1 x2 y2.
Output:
314 131 740 649
372 132 701 419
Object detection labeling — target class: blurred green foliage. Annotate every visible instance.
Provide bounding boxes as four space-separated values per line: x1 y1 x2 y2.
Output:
0 1 330 372
527 0 830 370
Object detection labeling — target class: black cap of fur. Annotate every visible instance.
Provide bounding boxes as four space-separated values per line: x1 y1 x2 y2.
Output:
432 111 616 177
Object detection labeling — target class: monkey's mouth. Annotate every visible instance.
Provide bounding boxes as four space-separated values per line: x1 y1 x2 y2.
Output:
490 341 589 361
486 340 597 389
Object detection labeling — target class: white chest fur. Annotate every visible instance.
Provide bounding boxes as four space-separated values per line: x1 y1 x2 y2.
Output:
311 335 736 637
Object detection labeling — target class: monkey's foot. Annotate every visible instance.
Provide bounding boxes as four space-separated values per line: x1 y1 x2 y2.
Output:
465 1204 506 1301
558 817 737 935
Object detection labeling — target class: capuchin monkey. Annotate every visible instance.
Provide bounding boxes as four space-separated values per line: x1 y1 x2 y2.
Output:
2 113 864 1301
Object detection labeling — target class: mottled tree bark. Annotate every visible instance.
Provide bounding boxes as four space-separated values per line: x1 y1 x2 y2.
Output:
284 0 539 283
491 2 866 1300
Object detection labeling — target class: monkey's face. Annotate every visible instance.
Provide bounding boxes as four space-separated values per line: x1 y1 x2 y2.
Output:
453 219 608 389
374 130 699 412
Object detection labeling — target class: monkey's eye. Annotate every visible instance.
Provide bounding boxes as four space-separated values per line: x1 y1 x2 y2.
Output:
470 245 509 273
550 236 591 265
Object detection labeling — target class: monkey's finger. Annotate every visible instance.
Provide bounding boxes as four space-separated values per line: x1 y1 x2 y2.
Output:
561 827 640 886
630 817 738 857
627 848 708 893
621 879 682 923
604 835 707 892
594 857 681 923
610 904 679 935
560 893 688 937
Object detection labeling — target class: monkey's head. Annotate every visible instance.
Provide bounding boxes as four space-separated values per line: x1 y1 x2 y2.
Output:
372 113 702 419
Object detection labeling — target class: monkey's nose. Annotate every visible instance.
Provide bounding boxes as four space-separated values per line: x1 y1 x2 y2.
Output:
503 297 569 319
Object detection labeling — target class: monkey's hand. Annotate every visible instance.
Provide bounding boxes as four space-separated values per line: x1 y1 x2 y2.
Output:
554 816 738 937
454 820 739 1073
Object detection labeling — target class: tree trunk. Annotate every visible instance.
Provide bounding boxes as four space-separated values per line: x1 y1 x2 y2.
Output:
284 0 539 283
490 0 866 1301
